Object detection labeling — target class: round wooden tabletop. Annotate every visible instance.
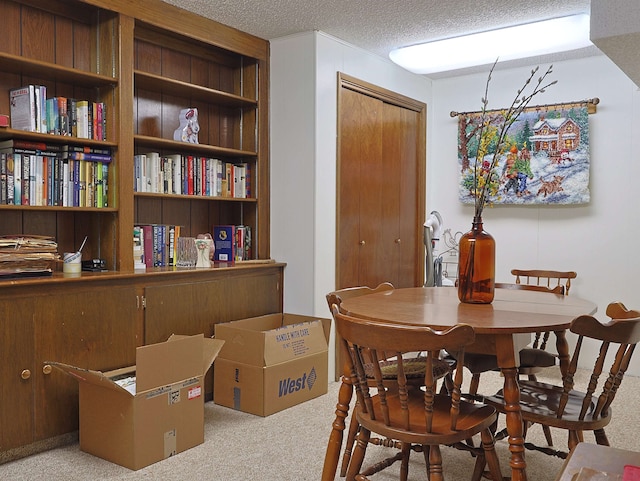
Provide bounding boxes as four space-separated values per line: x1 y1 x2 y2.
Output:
339 286 597 334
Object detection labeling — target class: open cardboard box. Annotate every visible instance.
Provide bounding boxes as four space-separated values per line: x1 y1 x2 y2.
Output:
213 313 331 416
48 334 224 470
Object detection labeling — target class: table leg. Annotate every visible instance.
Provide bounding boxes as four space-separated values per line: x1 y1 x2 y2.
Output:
495 334 527 481
321 371 353 481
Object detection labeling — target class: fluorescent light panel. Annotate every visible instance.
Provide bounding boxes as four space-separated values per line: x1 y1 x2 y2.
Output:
389 14 592 74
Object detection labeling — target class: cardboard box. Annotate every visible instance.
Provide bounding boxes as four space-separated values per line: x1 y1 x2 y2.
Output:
48 334 224 470
214 313 331 416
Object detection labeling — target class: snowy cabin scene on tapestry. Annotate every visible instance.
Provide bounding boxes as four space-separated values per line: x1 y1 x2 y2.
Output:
458 103 591 205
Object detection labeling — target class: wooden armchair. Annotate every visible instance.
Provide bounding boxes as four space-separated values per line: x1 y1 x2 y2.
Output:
451 281 564 446
333 305 503 481
480 301 640 459
457 281 566 397
325 283 451 478
512 269 577 370
460 270 576 394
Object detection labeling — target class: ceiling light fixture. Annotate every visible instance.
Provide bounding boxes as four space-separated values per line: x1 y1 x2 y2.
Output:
389 13 592 75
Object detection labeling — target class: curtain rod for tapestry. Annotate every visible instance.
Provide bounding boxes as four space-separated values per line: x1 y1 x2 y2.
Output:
449 97 600 118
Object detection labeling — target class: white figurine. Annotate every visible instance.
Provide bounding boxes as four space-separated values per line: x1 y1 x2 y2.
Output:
173 108 199 143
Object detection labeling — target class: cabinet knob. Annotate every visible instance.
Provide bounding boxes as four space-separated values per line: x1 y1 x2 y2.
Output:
21 369 31 380
395 238 401 244
43 365 53 375
359 240 366 246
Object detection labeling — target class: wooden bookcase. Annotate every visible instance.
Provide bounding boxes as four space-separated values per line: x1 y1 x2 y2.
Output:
0 0 271 270
0 0 279 463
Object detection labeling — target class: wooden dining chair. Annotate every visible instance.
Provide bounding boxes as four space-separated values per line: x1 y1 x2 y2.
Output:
461 270 576 394
512 269 577 370
480 301 640 460
326 283 452 477
332 305 503 481
459 281 566 396
449 281 564 447
512 268 577 293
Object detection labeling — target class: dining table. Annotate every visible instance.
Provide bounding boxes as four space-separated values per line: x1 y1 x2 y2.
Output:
322 285 597 481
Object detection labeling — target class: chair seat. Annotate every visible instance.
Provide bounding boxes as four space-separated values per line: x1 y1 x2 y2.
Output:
358 391 498 446
454 347 556 375
459 352 499 374
365 356 451 380
484 380 612 431
519 348 556 368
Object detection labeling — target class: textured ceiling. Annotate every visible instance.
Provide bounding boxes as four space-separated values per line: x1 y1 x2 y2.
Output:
162 0 602 78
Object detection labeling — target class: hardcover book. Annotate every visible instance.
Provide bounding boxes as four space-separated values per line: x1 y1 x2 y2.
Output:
213 225 235 262
0 152 6 204
9 85 36 132
76 100 89 139
133 225 145 269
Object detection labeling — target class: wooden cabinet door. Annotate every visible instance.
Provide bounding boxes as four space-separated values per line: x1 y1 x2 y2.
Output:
33 286 138 441
338 76 425 289
144 268 284 344
0 297 35 451
144 280 225 344
143 267 283 397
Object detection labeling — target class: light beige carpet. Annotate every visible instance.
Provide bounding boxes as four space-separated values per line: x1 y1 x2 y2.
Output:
1 367 638 480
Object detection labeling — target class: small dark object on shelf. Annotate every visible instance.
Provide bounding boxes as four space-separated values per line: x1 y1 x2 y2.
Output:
82 259 107 272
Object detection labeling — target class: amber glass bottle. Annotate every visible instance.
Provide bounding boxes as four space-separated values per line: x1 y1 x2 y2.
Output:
457 216 495 304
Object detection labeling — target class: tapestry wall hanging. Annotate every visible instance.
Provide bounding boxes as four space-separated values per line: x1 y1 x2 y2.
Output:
455 99 598 205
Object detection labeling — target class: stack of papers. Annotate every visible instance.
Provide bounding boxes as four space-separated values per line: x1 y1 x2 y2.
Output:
114 376 137 395
0 235 59 272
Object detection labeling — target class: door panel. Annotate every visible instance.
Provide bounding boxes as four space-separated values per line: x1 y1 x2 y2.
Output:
0 297 35 451
338 88 376 288
389 103 421 287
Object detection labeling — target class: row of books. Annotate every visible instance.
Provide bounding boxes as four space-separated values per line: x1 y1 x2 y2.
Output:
133 224 181 269
133 152 251 199
9 84 107 140
133 224 252 269
0 140 111 207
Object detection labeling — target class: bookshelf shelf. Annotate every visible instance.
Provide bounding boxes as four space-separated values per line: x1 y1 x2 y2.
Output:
0 129 118 148
134 191 256 202
134 134 256 158
0 52 118 88
135 71 256 108
0 204 117 212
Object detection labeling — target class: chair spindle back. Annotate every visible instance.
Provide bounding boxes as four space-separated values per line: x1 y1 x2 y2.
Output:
332 305 475 435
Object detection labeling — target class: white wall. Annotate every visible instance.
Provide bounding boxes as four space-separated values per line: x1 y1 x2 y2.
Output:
271 34 640 376
270 32 432 377
270 32 317 315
